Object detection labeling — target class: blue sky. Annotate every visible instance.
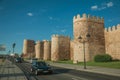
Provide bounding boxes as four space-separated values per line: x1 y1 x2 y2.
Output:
0 0 120 54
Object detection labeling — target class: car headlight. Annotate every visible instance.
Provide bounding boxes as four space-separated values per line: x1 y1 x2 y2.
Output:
37 69 43 71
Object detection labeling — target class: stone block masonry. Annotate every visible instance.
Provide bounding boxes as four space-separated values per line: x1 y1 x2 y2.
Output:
70 41 74 60
35 41 44 59
105 24 120 60
51 35 70 61
22 39 35 58
73 13 105 62
43 40 51 60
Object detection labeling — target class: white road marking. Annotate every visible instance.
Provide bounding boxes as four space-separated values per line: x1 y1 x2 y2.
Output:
72 77 89 80
72 78 78 80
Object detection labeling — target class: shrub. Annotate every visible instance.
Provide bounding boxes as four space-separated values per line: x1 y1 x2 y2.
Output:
94 54 112 62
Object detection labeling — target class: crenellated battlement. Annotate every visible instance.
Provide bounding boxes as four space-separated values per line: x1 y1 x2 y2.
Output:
73 13 104 23
43 40 49 42
105 24 120 32
36 40 41 43
52 34 59 37
52 34 70 39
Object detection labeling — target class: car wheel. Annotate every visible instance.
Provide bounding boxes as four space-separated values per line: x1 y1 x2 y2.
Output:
35 70 38 75
49 71 53 74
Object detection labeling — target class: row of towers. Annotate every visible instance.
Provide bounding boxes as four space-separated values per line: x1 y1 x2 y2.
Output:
22 35 70 61
22 13 120 62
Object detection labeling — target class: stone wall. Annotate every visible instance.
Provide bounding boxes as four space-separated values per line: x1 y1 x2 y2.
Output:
105 24 120 60
51 35 70 61
22 13 120 61
73 40 90 62
70 41 74 60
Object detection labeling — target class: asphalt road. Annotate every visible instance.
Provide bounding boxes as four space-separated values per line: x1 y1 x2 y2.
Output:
16 61 120 80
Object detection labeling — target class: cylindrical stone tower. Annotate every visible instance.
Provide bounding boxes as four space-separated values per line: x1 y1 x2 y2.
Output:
35 41 44 59
73 13 105 62
51 34 70 61
23 39 28 55
43 40 51 60
22 39 35 58
51 35 59 61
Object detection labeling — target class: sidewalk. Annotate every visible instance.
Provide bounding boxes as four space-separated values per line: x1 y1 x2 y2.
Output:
49 62 120 77
0 59 27 80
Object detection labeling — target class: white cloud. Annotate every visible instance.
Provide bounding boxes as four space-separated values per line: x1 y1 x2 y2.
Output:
53 29 66 34
91 1 113 11
27 12 33 16
91 5 106 11
98 6 106 10
107 2 113 7
61 29 66 33
91 5 98 10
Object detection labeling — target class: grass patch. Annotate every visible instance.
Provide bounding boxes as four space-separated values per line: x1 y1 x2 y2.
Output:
55 60 73 64
85 61 120 69
51 60 120 69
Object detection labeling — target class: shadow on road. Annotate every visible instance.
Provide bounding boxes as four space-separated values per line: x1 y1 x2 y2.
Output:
52 66 72 75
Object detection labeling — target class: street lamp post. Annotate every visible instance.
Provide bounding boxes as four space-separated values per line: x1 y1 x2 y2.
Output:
12 43 16 53
12 43 16 57
78 33 90 69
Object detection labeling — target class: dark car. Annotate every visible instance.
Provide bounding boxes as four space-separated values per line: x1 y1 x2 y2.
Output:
15 57 22 63
31 61 53 75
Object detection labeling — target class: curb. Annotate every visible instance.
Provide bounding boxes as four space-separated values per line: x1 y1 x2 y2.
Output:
49 62 120 77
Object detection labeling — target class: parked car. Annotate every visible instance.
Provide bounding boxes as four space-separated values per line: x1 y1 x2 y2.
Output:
15 57 22 63
31 61 53 75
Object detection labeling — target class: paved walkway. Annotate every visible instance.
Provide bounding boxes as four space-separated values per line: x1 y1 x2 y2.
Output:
49 62 120 77
0 59 27 80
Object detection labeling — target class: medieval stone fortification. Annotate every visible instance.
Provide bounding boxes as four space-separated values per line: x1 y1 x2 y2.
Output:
23 35 70 61
35 41 44 59
105 24 120 60
23 39 35 58
51 35 70 61
73 14 105 62
22 13 120 62
43 40 51 60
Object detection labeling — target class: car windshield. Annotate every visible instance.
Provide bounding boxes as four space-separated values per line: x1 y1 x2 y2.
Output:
37 62 47 67
16 58 21 60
